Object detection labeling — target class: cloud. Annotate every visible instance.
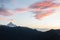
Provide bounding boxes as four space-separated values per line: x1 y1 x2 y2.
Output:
0 0 15 16
29 0 60 19
29 0 54 9
14 8 28 13
0 7 13 16
11 0 60 20
34 9 54 19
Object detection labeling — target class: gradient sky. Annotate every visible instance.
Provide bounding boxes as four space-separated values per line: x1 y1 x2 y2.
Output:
0 0 60 29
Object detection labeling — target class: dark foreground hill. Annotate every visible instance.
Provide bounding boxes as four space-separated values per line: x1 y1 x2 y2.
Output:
0 25 60 40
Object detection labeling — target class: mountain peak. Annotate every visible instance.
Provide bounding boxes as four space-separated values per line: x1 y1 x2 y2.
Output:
7 22 16 27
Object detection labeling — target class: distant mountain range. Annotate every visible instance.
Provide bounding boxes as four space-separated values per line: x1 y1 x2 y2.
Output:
0 25 60 40
0 22 59 32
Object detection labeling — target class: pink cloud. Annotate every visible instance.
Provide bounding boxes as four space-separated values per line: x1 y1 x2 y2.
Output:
34 9 54 19
29 0 54 9
12 0 60 20
0 7 13 16
29 0 60 19
14 8 28 13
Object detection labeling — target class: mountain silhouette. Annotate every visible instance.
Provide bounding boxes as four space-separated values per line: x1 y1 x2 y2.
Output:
0 25 60 40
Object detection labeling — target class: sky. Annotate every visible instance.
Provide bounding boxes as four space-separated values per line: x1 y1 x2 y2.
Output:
0 0 60 29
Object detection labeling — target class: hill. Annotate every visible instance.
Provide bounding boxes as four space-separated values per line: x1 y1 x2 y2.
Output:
0 25 60 40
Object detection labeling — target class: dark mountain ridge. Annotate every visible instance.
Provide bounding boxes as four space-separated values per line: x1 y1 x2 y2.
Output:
0 25 60 40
